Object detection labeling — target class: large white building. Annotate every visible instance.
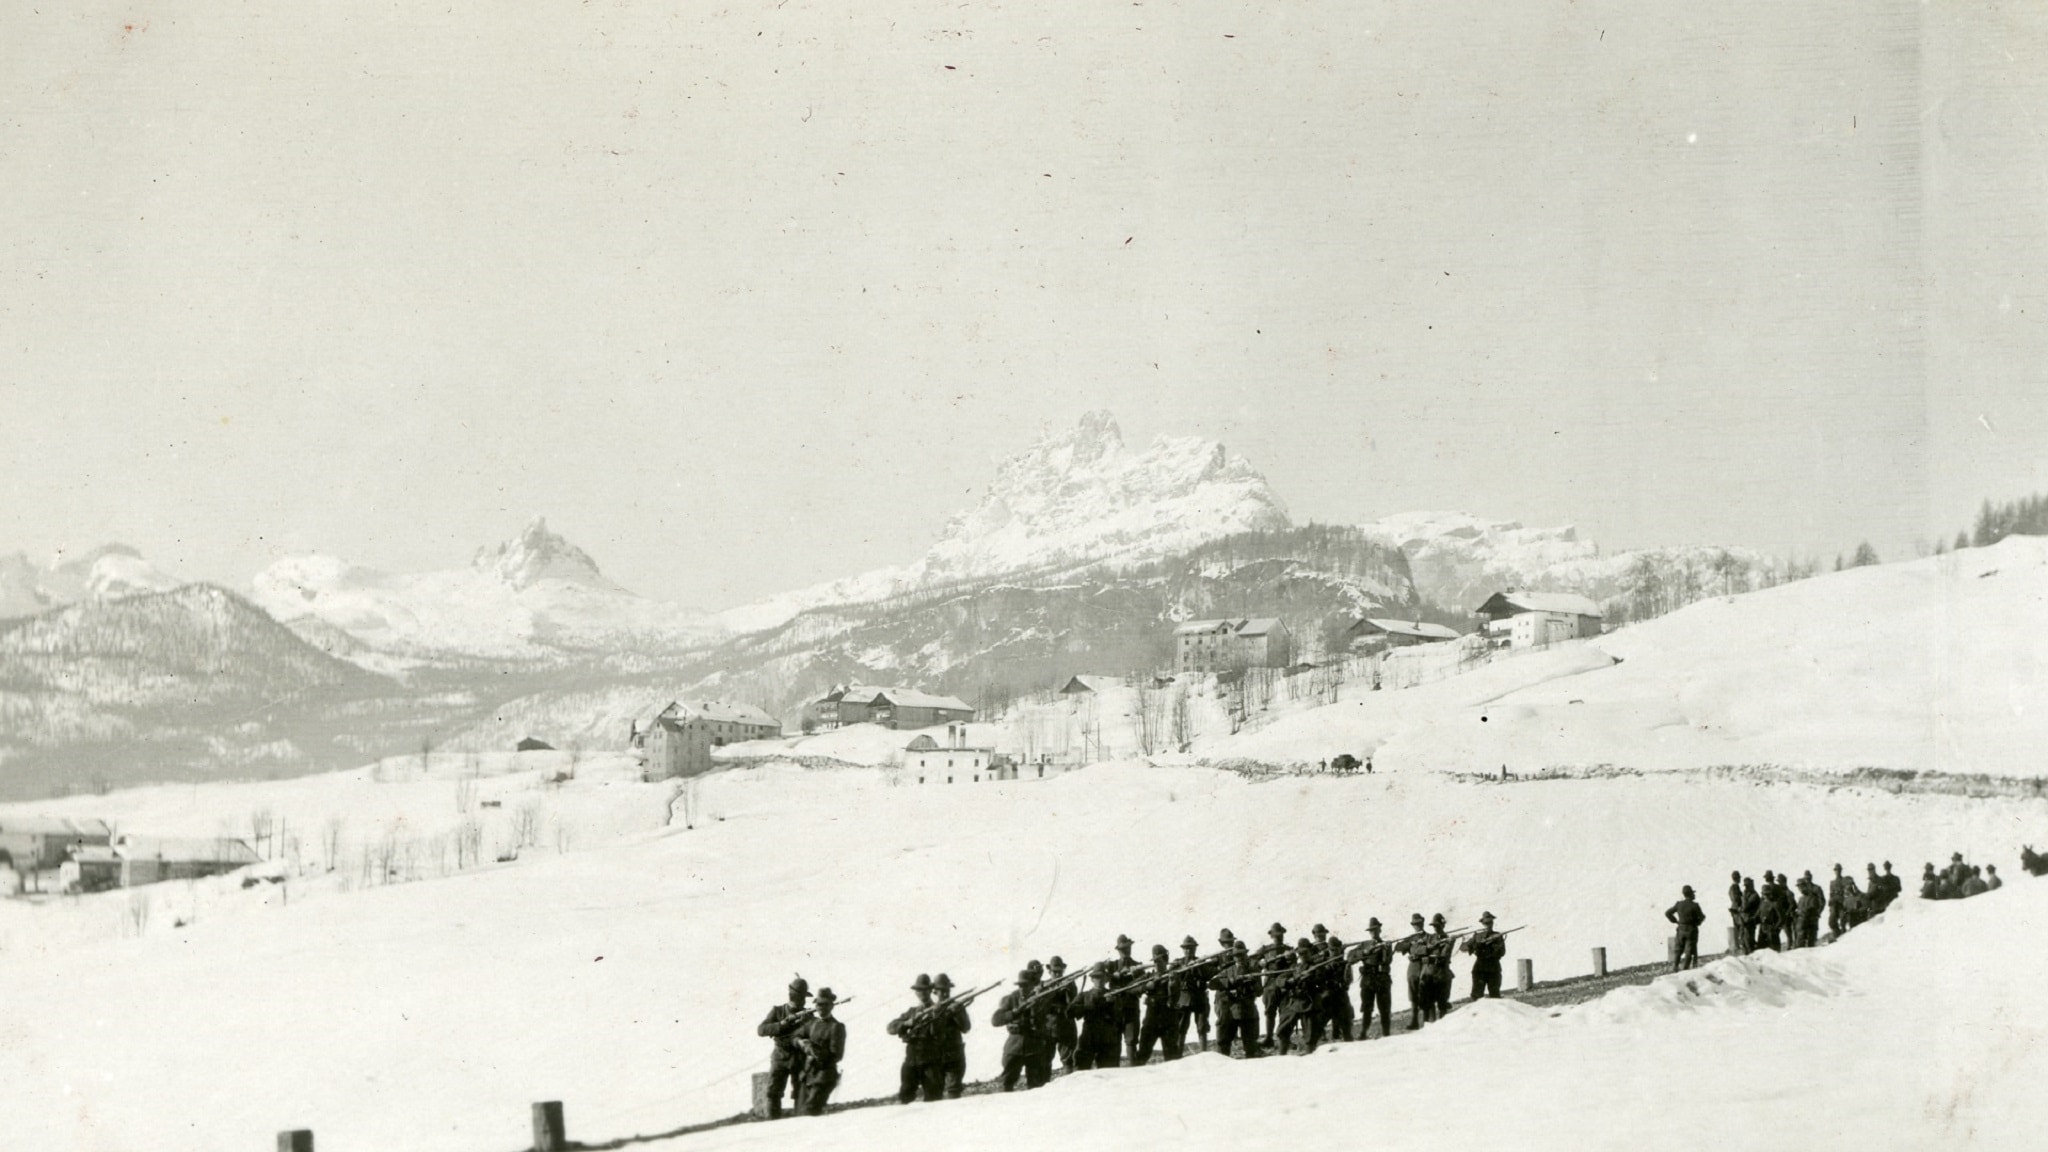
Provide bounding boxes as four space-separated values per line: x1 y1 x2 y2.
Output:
1172 617 1293 674
1474 591 1604 648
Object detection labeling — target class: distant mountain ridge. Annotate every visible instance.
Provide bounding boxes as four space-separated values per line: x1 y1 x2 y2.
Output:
0 544 182 618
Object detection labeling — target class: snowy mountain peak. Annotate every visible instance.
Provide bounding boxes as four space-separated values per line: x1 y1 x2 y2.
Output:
471 517 618 593
917 412 1290 582
0 542 182 619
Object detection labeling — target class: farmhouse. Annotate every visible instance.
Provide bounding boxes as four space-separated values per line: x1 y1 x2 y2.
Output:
1475 591 1605 648
1173 617 1293 675
903 723 1018 783
70 835 260 892
631 699 782 780
1059 674 1127 696
803 685 975 732
1346 617 1461 652
0 815 113 871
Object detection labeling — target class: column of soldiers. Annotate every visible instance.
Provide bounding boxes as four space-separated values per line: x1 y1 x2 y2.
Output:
759 914 1516 1118
1922 852 2000 900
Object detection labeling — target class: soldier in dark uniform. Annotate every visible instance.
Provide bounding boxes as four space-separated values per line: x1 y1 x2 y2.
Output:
755 977 812 1119
1462 911 1507 998
1108 935 1145 1064
1827 864 1857 937
1043 956 1079 1072
992 967 1054 1090
886 973 943 1103
1130 944 1180 1063
1174 935 1212 1054
796 988 847 1116
1254 922 1292 1045
1070 963 1124 1071
1665 886 1704 970
1424 913 1457 1017
1756 873 1785 951
1207 940 1265 1058
1921 862 1942 900
1879 861 1904 907
1792 872 1823 949
1727 871 1748 954
1770 871 1798 944
1324 933 1356 1041
1394 913 1432 1030
930 973 971 1099
1355 918 1395 1039
1273 939 1324 1054
1866 863 1891 916
1740 877 1763 951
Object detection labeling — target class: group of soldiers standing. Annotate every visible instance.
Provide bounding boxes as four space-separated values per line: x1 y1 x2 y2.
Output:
1922 852 2001 900
756 914 1516 1118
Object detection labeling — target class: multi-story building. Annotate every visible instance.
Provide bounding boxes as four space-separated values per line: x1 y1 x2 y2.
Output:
631 699 782 780
1172 617 1293 674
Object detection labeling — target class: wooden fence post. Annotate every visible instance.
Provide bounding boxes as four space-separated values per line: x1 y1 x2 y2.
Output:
277 1132 313 1152
1515 958 1533 992
751 1072 773 1119
1728 927 1739 955
532 1102 566 1152
1668 936 1678 964
1591 946 1607 977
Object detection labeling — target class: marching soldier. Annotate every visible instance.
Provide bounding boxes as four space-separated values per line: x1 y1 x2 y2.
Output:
1394 913 1432 1030
1355 918 1395 1039
1665 886 1704 971
755 977 813 1119
930 974 972 1099
1070 963 1124 1071
991 967 1055 1091
885 974 943 1103
796 988 847 1117
1108 935 1146 1064
1462 912 1507 998
1174 935 1212 1054
1254 922 1293 1045
1207 940 1265 1058
1044 956 1079 1072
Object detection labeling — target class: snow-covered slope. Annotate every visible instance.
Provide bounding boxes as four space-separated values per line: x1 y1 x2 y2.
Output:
0 757 2038 1152
0 543 182 618
719 412 1290 633
251 518 714 660
1205 536 2048 776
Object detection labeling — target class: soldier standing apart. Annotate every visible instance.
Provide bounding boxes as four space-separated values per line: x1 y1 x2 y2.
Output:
1108 935 1146 1065
1255 922 1294 1045
1355 918 1395 1040
1070 963 1124 1071
1208 941 1265 1058
1394 914 1432 1030
1462 912 1508 998
1666 886 1704 971
992 968 1052 1091
796 989 847 1117
755 978 812 1119
1044 956 1079 1073
886 974 943 1103
930 974 971 1099
1727 871 1748 954
1174 935 1212 1054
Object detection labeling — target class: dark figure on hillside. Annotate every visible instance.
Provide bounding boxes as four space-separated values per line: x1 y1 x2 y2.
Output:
1795 872 1826 949
1944 852 1969 892
756 978 813 1119
1324 933 1357 1040
796 988 847 1116
886 973 943 1103
1414 913 1456 1020
1069 963 1123 1071
2022 846 2048 877
1208 942 1265 1058
1666 886 1704 971
992 968 1055 1090
1877 861 1904 911
1395 914 1433 1030
1043 956 1079 1071
1107 935 1145 1063
1271 939 1325 1054
930 973 972 1099
1770 871 1798 942
1174 935 1212 1054
1921 862 1942 900
1827 865 1858 937
1254 922 1292 1045
1756 873 1785 951
1986 864 2003 890
1133 944 1180 1063
1961 865 1990 897
1463 911 1508 998
1728 871 1748 954
1356 918 1396 1040
1740 878 1763 952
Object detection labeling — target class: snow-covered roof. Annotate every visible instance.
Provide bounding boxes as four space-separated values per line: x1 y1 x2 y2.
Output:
656 700 779 727
114 836 260 865
1360 618 1461 641
1478 591 1604 619
0 816 112 838
872 688 974 712
1174 619 1237 636
1060 674 1127 694
1238 617 1285 637
1175 617 1286 637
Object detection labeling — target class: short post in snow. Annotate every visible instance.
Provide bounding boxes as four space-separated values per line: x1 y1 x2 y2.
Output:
1591 946 1608 978
277 1131 313 1152
1668 936 1678 965
751 1072 774 1119
1728 927 1739 955
532 1102 566 1152
1516 958 1533 992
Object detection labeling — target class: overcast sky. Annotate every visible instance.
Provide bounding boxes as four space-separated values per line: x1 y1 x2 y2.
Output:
4 1 2045 609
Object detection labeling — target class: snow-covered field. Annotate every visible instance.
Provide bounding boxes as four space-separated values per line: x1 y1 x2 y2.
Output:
3 542 2047 1152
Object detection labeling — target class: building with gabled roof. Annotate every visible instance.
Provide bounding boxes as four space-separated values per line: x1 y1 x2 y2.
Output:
1346 617 1462 652
1059 674 1128 696
1475 590 1604 648
1172 617 1293 674
69 835 261 891
631 699 783 780
803 685 974 732
0 815 113 870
